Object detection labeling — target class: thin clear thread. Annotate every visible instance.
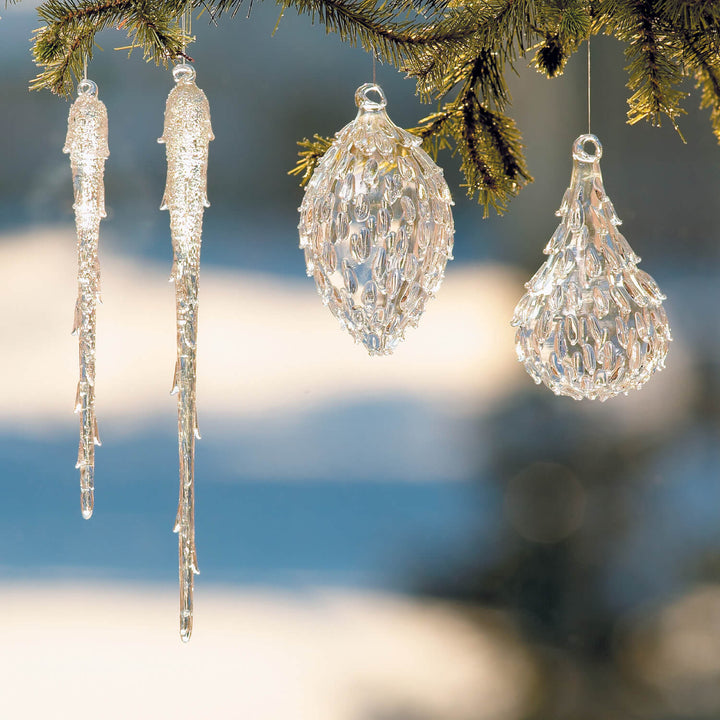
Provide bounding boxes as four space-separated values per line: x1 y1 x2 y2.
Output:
372 53 376 85
181 7 187 64
587 37 591 135
83 55 87 80
180 3 192 64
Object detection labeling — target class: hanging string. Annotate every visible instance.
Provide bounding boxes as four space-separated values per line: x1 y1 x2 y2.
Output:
587 37 591 135
187 6 192 53
181 6 188 65
178 2 193 66
83 54 87 81
372 52 376 85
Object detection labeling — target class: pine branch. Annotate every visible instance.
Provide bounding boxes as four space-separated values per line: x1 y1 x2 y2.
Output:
626 4 687 129
655 0 720 29
289 133 334 185
532 0 592 77
673 27 720 141
410 104 457 154
275 0 535 211
27 0 720 215
288 111 456 189
650 3 720 139
453 90 532 215
290 87 530 218
207 0 455 18
31 0 191 95
410 0 539 99
597 0 688 132
694 62 720 142
208 0 480 68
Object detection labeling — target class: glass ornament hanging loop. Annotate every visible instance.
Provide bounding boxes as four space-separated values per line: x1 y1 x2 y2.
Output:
512 134 671 401
299 83 455 355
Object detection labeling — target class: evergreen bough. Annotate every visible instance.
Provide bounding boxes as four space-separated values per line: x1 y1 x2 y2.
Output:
24 0 720 215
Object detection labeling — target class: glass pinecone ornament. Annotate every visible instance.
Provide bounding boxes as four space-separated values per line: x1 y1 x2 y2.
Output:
298 83 455 355
511 134 671 401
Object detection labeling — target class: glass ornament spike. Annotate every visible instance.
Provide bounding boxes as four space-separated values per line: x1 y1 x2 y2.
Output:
63 78 109 520
511 134 671 400
158 63 213 642
298 83 455 355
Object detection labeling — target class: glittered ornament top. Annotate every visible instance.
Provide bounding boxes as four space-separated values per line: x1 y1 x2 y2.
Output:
299 83 455 355
159 64 214 257
512 134 671 401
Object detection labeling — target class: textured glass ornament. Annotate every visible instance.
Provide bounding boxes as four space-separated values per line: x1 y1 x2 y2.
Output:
63 78 109 519
511 134 671 401
298 83 455 355
158 63 213 642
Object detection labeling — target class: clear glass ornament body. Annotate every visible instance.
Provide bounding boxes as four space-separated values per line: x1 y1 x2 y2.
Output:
158 63 213 642
63 78 109 519
299 84 455 355
512 134 671 401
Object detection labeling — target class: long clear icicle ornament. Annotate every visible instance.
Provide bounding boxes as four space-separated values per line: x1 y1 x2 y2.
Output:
63 78 109 519
512 134 671 400
158 62 213 642
299 84 454 355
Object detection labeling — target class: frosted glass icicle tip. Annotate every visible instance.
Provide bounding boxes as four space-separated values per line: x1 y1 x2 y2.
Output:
511 134 671 401
299 84 455 356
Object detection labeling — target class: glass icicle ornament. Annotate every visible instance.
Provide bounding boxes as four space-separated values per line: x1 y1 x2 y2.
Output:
158 62 214 642
63 78 109 519
298 83 455 355
512 134 671 401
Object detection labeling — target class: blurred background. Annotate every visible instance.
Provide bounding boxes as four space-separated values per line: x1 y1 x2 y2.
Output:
2 3 720 719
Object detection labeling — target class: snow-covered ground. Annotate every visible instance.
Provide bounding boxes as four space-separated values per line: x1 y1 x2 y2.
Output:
1 583 536 720
0 228 524 432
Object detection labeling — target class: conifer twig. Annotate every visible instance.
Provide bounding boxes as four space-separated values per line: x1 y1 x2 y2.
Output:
24 0 720 213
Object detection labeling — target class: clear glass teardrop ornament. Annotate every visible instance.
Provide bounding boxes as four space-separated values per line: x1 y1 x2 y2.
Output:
298 83 455 355
511 134 671 401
